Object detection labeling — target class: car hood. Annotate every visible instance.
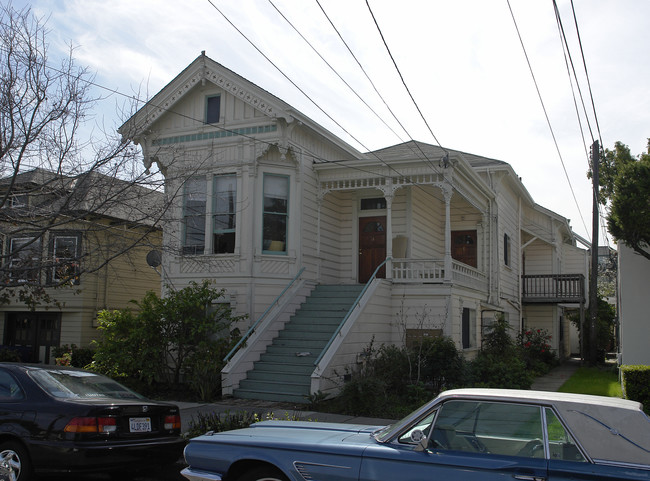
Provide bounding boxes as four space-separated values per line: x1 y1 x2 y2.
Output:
189 420 382 453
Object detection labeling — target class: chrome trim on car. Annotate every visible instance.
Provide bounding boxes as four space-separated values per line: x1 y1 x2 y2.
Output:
293 460 352 480
592 459 650 471
180 467 222 481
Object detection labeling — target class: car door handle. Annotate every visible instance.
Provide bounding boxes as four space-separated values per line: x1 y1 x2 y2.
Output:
514 475 545 481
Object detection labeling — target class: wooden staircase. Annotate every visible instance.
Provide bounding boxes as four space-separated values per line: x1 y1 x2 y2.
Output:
233 284 364 403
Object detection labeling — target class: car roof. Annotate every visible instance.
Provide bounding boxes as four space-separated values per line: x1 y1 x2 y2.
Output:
438 388 650 467
438 388 642 410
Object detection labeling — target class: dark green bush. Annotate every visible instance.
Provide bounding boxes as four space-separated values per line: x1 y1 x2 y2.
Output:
52 344 94 368
468 316 533 389
621 365 650 414
331 335 467 418
90 280 244 400
469 352 532 389
0 348 22 362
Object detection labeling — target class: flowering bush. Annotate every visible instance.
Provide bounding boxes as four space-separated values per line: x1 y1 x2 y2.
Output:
518 328 557 374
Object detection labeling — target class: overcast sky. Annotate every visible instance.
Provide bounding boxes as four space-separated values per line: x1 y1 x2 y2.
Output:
15 0 650 244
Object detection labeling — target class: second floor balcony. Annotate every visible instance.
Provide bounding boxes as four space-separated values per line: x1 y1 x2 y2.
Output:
522 274 585 304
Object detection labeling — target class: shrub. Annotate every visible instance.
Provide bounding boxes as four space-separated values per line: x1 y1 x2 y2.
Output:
332 335 466 418
90 280 244 398
468 316 532 389
517 328 557 375
0 348 22 362
469 352 532 389
621 365 650 414
52 344 94 368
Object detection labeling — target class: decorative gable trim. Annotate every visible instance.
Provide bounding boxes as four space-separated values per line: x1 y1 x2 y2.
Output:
122 54 294 139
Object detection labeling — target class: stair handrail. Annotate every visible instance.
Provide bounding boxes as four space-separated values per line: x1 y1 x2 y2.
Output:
224 266 306 362
313 257 391 367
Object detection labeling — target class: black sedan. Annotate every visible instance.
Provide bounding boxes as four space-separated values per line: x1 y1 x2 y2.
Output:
0 363 185 480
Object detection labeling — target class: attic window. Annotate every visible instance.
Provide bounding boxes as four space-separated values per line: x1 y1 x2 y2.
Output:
206 95 221 124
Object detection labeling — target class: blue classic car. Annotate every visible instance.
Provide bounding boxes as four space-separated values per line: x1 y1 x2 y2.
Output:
181 388 650 481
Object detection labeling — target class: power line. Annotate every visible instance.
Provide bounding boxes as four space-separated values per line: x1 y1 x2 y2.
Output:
506 0 590 239
364 0 447 156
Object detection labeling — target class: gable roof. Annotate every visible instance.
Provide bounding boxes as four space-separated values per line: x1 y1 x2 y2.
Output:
119 52 364 158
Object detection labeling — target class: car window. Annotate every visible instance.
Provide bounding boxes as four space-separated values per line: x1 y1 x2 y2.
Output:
0 370 24 401
429 400 544 458
398 411 436 444
29 369 146 400
545 408 586 462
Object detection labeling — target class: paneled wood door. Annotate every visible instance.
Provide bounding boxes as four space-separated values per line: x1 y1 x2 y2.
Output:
358 216 386 283
451 230 477 268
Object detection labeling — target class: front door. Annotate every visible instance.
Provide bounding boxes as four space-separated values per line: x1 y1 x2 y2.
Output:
4 312 61 363
358 216 386 283
451 230 477 268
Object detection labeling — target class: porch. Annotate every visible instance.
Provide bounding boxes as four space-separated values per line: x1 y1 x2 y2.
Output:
391 258 487 291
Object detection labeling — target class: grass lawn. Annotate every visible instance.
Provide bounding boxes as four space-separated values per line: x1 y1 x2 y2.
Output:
558 366 622 398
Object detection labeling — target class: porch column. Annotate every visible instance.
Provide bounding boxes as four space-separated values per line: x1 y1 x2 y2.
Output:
385 193 393 278
442 183 453 282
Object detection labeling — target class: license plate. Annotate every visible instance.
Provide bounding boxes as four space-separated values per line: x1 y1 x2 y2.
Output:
129 417 151 432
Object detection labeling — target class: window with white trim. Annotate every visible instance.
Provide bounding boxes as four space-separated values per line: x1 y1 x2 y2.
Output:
212 174 236 254
262 174 288 254
183 177 207 255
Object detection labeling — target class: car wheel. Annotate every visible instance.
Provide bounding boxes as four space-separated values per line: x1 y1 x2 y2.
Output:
0 441 32 481
238 466 289 481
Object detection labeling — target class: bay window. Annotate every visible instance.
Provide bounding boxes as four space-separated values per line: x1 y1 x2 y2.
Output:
262 174 288 254
183 177 206 255
213 174 236 254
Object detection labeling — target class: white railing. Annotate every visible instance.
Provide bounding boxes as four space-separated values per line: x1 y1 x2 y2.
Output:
391 258 487 291
392 258 445 282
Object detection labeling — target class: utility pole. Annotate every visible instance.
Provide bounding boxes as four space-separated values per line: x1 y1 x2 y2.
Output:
589 140 599 364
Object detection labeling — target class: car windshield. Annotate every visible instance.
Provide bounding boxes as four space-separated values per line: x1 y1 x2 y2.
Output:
30 369 146 400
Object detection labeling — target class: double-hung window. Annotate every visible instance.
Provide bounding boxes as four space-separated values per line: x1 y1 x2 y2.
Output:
262 174 288 254
504 233 511 267
213 174 236 254
9 236 41 283
183 177 207 255
50 233 81 284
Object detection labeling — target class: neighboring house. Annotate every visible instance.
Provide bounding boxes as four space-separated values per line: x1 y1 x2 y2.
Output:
618 243 650 366
121 52 589 402
0 168 163 363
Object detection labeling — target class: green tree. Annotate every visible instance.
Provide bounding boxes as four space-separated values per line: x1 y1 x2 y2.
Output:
569 296 616 363
92 280 243 392
597 140 650 260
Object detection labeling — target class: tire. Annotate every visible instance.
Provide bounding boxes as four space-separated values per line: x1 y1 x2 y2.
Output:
0 441 32 481
238 466 289 481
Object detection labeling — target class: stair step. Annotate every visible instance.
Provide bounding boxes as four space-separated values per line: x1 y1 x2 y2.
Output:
252 362 314 374
239 379 310 396
233 388 309 404
277 330 333 340
247 370 311 383
271 338 328 349
233 283 363 403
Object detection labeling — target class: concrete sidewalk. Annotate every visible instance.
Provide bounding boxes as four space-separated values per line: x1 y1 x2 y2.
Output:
176 359 581 434
530 357 580 392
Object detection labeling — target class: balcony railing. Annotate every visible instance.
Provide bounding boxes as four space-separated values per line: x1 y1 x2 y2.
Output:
521 274 585 303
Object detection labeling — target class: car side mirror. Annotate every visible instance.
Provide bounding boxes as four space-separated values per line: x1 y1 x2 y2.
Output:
410 429 428 452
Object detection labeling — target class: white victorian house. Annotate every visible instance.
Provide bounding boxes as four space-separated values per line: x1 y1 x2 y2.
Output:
121 52 589 403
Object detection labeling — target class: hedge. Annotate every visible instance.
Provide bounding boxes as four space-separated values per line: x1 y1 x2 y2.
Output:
620 365 650 414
